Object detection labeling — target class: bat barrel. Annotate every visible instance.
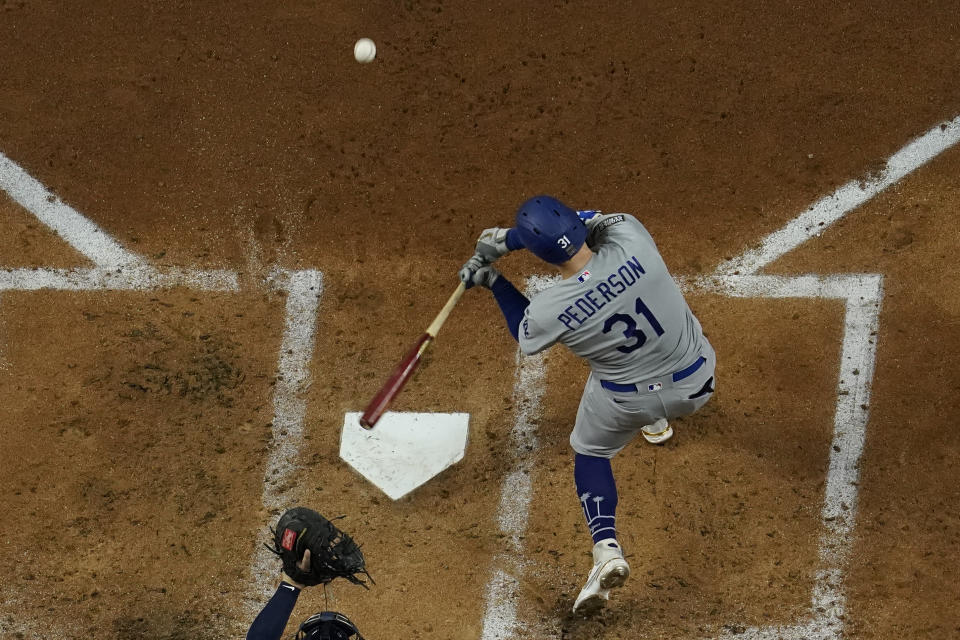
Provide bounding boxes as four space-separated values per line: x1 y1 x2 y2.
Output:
358 282 464 430
359 334 433 429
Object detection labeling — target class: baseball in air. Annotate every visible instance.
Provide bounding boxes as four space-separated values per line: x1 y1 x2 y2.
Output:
354 38 376 63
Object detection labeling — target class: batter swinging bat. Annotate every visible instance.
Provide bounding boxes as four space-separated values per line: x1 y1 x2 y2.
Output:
359 281 467 429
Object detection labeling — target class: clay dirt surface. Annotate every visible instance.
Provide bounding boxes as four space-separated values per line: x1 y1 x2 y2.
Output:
1 2 958 639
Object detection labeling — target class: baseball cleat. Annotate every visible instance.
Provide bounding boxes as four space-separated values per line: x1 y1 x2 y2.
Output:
641 418 673 444
572 538 630 615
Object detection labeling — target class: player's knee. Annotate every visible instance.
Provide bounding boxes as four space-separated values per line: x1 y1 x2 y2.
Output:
569 431 621 459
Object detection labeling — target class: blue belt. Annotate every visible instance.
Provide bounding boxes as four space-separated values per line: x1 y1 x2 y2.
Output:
600 356 706 393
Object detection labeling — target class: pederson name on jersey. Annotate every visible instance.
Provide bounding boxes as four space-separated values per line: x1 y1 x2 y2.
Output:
557 256 646 331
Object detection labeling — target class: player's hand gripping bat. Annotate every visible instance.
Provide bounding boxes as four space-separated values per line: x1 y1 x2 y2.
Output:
359 281 466 429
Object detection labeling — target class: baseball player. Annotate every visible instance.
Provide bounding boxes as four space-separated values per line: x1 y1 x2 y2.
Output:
248 508 369 639
459 195 716 614
246 549 365 640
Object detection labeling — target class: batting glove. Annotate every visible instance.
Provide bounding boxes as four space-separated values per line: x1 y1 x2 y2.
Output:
467 265 500 289
459 254 485 286
459 255 500 289
474 227 511 263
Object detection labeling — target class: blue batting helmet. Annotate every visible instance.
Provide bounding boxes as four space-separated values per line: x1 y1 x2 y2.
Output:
513 195 587 264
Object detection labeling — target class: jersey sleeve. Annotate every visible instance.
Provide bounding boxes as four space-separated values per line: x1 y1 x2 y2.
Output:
517 301 564 356
578 211 650 249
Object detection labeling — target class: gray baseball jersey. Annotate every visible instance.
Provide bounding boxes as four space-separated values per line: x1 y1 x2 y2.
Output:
518 212 707 383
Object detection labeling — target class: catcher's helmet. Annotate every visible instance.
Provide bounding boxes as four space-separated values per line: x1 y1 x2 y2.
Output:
513 195 587 264
297 611 364 640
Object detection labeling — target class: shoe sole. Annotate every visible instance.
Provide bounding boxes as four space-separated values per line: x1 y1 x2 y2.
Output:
600 563 630 589
642 425 673 444
573 559 630 615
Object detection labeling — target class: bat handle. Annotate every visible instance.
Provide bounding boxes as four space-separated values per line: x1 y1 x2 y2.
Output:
426 281 466 337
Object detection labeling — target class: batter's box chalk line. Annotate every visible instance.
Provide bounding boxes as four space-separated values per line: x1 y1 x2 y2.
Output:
0 151 325 638
479 114 960 640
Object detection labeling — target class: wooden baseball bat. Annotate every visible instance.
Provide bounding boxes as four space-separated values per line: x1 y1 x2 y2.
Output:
359 281 467 429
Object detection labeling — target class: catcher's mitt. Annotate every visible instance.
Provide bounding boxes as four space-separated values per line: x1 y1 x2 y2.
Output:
265 507 372 588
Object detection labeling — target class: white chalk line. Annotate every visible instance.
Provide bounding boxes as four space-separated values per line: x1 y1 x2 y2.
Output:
704 117 959 639
698 274 882 640
717 115 960 277
244 268 324 614
480 116 959 639
0 152 325 638
480 275 556 640
0 151 145 269
0 266 239 291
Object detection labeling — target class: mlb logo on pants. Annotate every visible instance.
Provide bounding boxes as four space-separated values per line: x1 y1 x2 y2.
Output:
648 382 663 392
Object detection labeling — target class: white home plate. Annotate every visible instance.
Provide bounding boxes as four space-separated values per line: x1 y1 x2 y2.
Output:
340 412 470 500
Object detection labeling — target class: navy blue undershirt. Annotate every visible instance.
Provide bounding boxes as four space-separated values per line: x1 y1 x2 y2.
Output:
505 228 525 252
246 582 301 640
490 275 529 342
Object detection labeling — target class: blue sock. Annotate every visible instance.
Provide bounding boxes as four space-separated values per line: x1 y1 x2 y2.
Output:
574 453 619 544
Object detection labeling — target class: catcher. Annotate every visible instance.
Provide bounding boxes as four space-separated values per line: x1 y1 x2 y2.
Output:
246 507 373 640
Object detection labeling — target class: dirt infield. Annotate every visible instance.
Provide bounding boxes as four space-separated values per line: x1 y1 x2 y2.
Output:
1 2 959 639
